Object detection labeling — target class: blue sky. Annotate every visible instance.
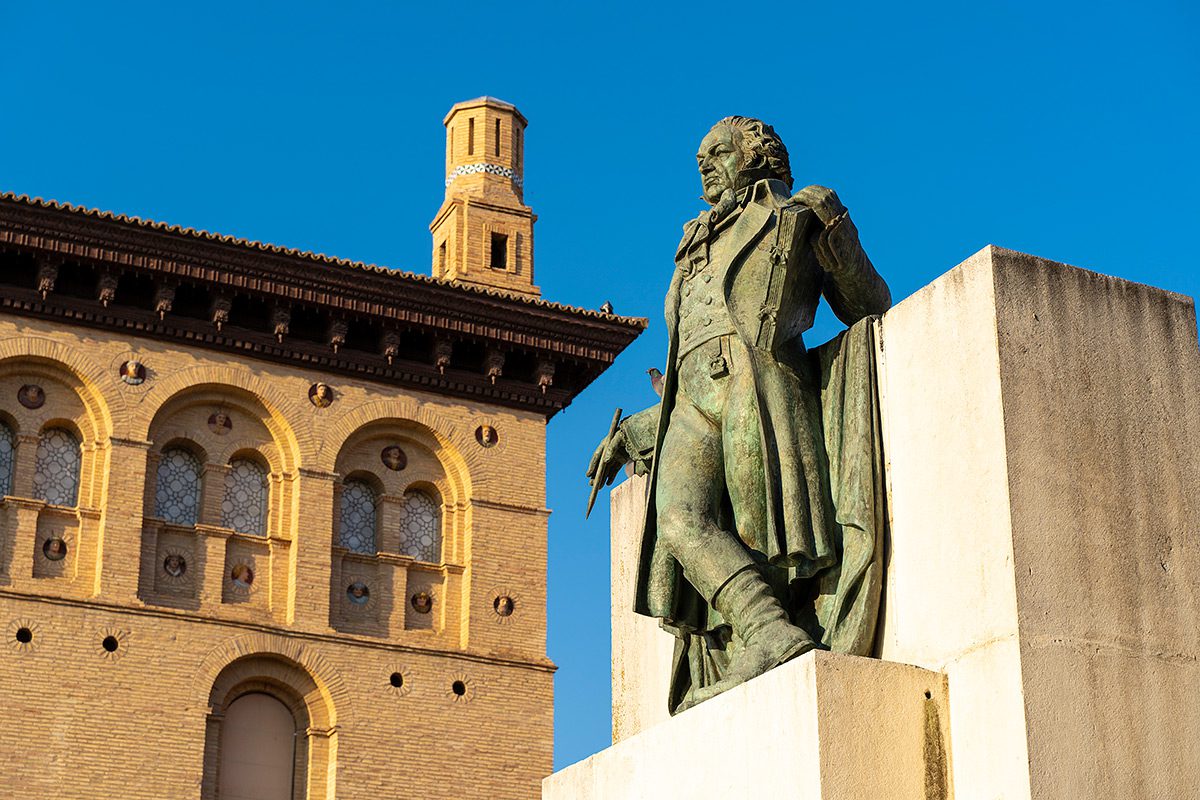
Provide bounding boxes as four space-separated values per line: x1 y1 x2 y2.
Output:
3 0 1197 770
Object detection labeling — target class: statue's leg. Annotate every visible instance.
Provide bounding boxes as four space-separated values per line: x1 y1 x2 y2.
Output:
654 397 753 603
663 359 816 712
721 352 768 555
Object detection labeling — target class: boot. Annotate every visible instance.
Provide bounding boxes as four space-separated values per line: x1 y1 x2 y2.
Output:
676 566 815 712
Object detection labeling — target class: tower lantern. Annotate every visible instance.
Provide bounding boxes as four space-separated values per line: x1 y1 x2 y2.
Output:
430 96 539 296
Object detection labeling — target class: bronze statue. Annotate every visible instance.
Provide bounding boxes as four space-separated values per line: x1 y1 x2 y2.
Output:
587 117 891 712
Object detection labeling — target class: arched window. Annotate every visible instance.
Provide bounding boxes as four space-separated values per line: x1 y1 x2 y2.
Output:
155 447 202 526
218 692 297 800
338 479 377 554
0 423 15 497
222 458 268 536
33 428 81 507
399 489 441 563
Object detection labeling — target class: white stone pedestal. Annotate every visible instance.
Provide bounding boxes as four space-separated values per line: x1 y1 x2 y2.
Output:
554 246 1200 800
876 246 1200 798
545 650 949 800
609 473 674 743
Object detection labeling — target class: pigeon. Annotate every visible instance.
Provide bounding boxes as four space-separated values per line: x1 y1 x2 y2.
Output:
647 367 664 397
600 300 614 314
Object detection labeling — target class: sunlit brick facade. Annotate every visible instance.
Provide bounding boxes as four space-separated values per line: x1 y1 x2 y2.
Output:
0 99 642 800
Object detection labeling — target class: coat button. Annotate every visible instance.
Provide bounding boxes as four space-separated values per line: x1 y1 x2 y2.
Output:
702 274 712 283
704 296 713 305
703 317 712 326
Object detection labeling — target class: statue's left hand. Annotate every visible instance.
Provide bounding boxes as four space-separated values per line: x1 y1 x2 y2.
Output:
792 184 848 226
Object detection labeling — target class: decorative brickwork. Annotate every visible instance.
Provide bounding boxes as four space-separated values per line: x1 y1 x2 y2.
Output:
0 97 638 799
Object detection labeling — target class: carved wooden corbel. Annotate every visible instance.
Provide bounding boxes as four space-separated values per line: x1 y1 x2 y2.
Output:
433 339 453 375
484 348 506 384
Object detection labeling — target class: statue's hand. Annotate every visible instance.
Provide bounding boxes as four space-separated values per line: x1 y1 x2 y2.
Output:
792 184 848 226
586 428 630 490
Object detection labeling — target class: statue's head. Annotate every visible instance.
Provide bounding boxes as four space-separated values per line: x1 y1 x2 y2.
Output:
697 117 792 204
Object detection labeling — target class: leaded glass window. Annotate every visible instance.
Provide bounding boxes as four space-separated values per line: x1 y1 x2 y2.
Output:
399 489 440 563
0 423 15 497
221 458 268 536
33 428 80 507
338 479 377 554
155 447 202 525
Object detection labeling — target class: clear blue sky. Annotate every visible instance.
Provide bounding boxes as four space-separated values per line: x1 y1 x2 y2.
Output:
3 0 1197 771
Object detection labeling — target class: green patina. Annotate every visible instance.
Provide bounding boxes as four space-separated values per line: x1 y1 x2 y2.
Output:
587 117 891 713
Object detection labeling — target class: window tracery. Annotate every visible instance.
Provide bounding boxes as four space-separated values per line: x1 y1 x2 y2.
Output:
33 428 80 507
221 458 268 536
0 423 14 497
338 479 377 554
399 489 440 563
155 447 202 526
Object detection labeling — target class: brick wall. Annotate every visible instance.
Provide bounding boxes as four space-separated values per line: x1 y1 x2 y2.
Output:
0 313 553 799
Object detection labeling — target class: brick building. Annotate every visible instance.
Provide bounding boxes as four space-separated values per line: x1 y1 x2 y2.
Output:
0 97 642 799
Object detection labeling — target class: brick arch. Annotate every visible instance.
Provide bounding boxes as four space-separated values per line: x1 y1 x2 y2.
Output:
195 631 350 726
133 366 313 469
314 399 473 497
0 336 123 439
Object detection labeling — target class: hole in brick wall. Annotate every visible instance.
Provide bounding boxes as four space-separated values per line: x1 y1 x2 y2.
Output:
102 635 119 653
493 595 515 617
389 672 404 688
15 627 32 644
924 690 932 699
452 680 466 696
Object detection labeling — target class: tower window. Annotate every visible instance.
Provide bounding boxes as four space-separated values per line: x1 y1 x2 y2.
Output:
468 118 475 155
490 233 508 271
438 241 447 272
495 119 501 156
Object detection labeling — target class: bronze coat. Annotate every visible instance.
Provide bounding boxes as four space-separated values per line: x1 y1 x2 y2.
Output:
623 179 890 646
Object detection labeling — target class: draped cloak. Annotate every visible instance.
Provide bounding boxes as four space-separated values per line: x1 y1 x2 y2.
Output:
618 179 891 711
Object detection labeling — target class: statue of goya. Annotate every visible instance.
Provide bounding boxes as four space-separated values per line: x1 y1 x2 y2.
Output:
587 116 892 713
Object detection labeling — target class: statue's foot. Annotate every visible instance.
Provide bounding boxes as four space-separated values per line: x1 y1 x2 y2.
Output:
675 626 816 713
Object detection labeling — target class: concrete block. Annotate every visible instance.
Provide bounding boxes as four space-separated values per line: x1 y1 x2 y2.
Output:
878 246 1200 798
546 650 949 800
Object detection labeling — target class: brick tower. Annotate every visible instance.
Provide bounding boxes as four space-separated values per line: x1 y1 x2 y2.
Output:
430 96 538 296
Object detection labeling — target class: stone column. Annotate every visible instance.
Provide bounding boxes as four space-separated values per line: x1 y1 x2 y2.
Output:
877 246 1200 798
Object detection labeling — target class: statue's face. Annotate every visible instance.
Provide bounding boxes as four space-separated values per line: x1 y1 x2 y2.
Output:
696 125 742 204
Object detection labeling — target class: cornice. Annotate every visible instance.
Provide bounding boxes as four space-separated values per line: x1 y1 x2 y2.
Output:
0 195 646 417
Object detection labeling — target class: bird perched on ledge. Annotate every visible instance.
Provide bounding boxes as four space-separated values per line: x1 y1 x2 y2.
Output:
600 300 614 314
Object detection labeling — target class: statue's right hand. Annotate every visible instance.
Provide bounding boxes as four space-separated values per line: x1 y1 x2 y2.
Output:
586 428 629 489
